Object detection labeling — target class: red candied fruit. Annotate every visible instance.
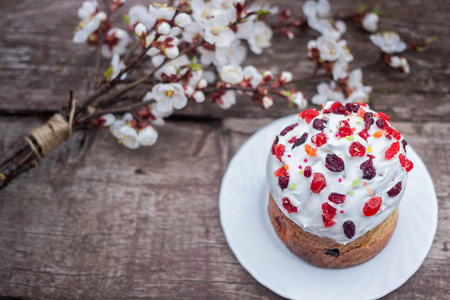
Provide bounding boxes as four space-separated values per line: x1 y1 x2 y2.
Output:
310 173 327 194
387 182 402 197
385 141 400 160
291 132 308 149
363 196 382 217
358 129 370 142
363 112 374 131
404 159 414 172
304 166 312 178
338 120 353 138
386 125 401 140
275 144 286 162
322 216 336 228
274 166 288 177
312 118 328 131
377 112 391 122
401 139 408 152
282 197 298 213
322 203 337 228
312 132 328 147
271 136 279 155
349 142 366 157
288 136 297 143
332 104 350 115
325 154 345 172
299 109 319 124
376 118 385 129
343 221 356 239
399 153 406 166
360 158 376 180
328 193 346 204
278 175 290 190
345 103 361 113
280 123 298 136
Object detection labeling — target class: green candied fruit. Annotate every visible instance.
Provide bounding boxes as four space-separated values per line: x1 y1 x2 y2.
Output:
299 170 304 175
348 190 354 195
352 179 360 187
346 136 354 141
356 121 362 125
289 183 296 190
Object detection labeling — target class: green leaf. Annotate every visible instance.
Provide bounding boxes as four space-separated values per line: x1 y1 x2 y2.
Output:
257 9 271 17
241 18 249 23
104 66 113 81
427 35 437 43
417 46 426 52
371 6 382 16
123 14 130 26
188 63 203 71
357 3 368 13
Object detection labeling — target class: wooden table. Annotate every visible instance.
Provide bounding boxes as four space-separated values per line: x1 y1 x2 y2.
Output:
0 1 448 299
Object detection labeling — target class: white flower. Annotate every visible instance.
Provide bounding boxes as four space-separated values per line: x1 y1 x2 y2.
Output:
316 35 340 61
154 54 190 78
188 70 204 87
142 96 173 126
262 96 273 109
214 39 247 67
193 91 206 103
303 0 333 34
175 13 192 28
184 85 195 97
389 56 410 73
73 12 106 44
346 69 372 102
110 117 140 150
220 65 243 84
134 22 147 38
198 79 208 89
152 83 188 113
370 31 407 53
204 71 216 83
159 36 180 59
128 5 155 29
332 59 348 80
280 71 293 83
362 13 379 33
243 21 273 55
182 21 204 43
100 113 116 126
138 126 158 146
243 65 263 87
102 28 130 58
157 22 171 35
78 0 98 20
291 92 307 109
311 81 345 105
149 4 175 21
110 54 126 80
217 91 236 109
204 15 235 48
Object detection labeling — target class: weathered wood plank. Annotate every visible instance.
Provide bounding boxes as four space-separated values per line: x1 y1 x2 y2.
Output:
0 0 449 121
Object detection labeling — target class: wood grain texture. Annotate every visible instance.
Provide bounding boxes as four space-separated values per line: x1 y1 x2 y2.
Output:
0 0 449 299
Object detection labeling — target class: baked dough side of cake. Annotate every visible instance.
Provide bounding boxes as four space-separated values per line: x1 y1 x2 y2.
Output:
268 195 398 268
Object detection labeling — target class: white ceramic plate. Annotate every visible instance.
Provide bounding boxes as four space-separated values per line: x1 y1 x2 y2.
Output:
219 115 438 300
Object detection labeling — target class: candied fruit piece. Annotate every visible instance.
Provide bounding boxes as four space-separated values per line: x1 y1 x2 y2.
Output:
305 144 317 157
343 221 356 239
357 107 366 117
404 159 414 172
401 139 408 152
399 153 406 166
332 105 349 116
363 112 374 131
278 175 290 190
312 133 328 147
378 112 391 122
288 136 297 143
275 144 286 162
373 131 383 138
325 154 345 172
349 142 366 157
313 118 328 131
324 248 340 256
338 120 353 138
358 129 369 142
360 158 376 180
386 125 401 140
322 216 336 228
311 173 327 194
280 123 298 136
274 166 288 177
329 101 343 112
363 196 382 216
345 103 360 113
282 197 298 213
376 119 385 129
328 193 346 204
271 136 279 155
322 202 337 220
304 166 312 178
291 132 308 149
387 182 402 197
299 109 319 124
385 141 400 160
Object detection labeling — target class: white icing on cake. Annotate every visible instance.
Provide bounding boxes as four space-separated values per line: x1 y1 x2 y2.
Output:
266 101 412 244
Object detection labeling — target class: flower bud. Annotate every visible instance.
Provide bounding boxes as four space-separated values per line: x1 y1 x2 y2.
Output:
134 22 147 38
175 13 191 28
193 91 205 103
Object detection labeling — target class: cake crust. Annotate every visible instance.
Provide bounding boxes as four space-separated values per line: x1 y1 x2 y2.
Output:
268 194 398 268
